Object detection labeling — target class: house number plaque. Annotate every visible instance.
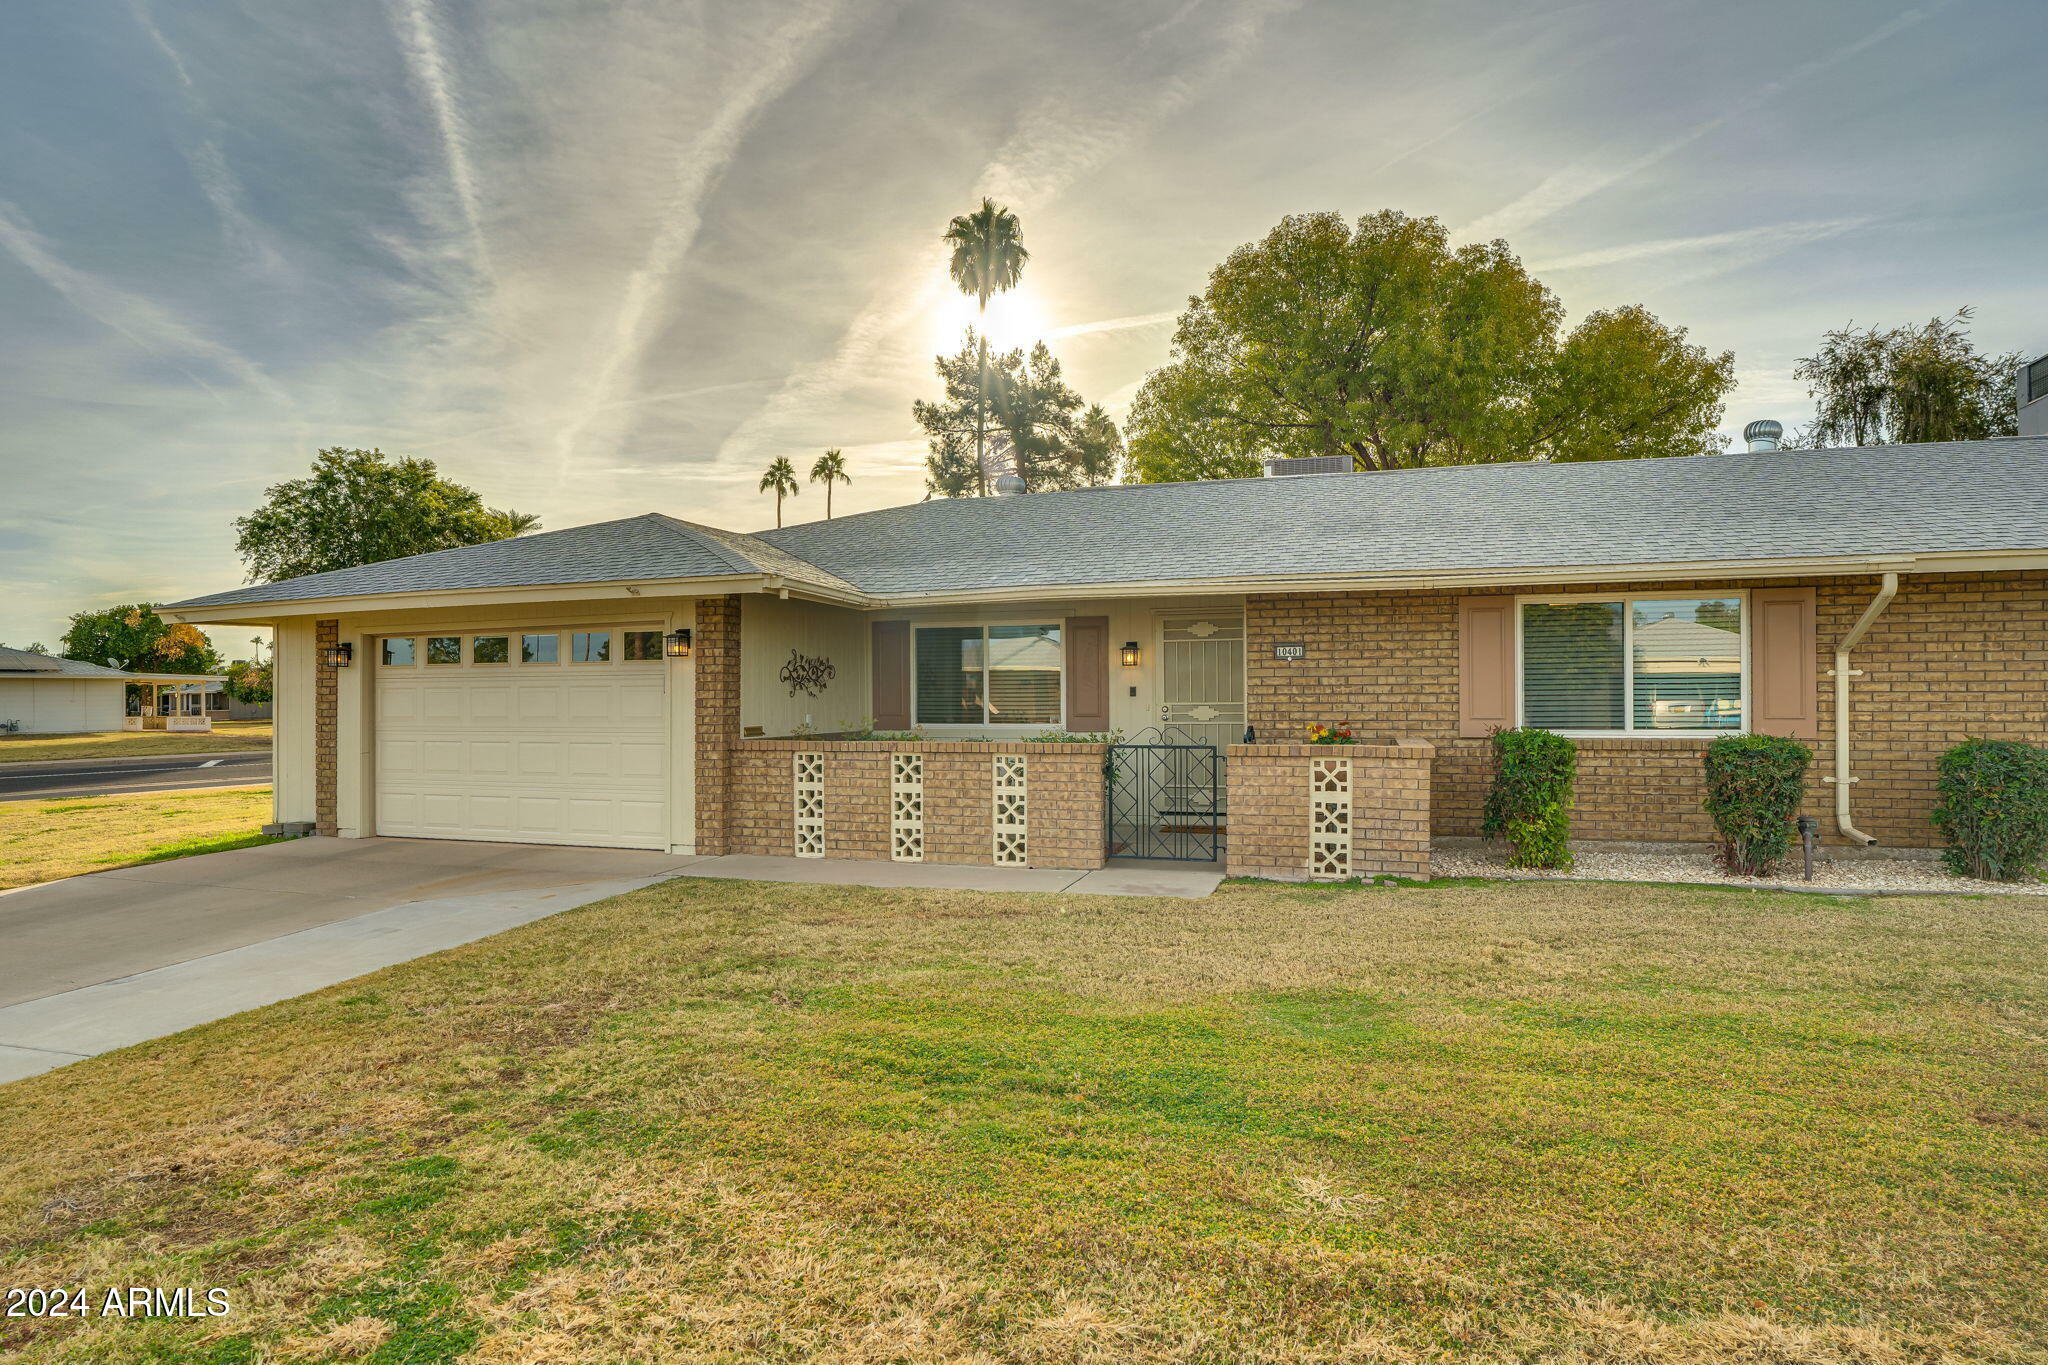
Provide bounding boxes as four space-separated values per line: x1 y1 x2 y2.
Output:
1273 642 1306 661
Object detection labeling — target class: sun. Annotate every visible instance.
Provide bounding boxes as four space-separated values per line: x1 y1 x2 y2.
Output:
928 265 1052 356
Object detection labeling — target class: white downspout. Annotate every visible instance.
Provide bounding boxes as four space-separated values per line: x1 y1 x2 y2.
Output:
1825 571 1898 846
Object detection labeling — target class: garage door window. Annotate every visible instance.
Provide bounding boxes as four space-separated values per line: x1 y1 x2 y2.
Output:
623 630 663 661
426 636 462 665
571 631 611 663
522 633 558 664
382 638 416 666
472 635 509 664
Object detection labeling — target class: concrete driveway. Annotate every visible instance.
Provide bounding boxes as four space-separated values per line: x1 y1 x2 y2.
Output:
0 837 697 1083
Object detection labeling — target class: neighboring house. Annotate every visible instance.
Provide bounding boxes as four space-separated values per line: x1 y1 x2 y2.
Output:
0 647 224 734
165 677 272 722
163 436 2048 879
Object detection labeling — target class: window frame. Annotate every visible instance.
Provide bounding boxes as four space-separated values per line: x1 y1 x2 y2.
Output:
1513 590 1750 739
568 630 613 664
909 619 1066 733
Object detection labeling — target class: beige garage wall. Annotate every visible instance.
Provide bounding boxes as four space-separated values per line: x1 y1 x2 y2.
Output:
740 595 870 737
272 619 319 825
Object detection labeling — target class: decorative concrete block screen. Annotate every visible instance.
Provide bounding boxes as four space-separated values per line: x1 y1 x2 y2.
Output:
992 755 1028 865
1309 756 1352 878
1226 740 1433 881
793 752 825 857
891 752 924 862
729 739 1107 870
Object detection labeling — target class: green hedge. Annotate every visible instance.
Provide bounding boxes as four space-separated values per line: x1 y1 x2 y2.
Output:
1931 738 2048 881
1482 728 1575 869
1701 734 1812 877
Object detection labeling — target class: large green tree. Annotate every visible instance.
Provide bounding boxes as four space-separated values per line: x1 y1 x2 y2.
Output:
1126 210 1735 481
60 604 222 674
1793 308 2020 448
234 448 539 583
943 199 1030 495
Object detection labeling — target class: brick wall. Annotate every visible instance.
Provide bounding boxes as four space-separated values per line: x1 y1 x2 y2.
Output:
1226 741 1433 880
1247 571 2048 847
314 618 338 836
693 595 741 855
729 739 1108 869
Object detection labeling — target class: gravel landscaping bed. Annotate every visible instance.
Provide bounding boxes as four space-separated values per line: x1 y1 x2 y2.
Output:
1431 843 2048 896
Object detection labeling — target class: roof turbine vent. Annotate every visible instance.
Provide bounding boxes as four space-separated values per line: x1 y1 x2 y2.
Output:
993 472 1027 496
1743 418 1784 453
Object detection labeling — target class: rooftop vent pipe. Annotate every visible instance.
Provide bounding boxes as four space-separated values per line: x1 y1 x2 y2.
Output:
1743 418 1784 452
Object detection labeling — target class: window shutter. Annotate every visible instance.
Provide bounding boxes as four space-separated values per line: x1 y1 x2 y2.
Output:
1064 616 1110 733
1749 586 1818 738
1458 596 1517 737
871 620 910 730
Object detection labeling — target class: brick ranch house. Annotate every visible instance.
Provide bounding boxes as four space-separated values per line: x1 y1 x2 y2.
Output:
163 436 2048 880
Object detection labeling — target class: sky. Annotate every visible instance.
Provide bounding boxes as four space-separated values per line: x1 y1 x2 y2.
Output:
2 0 2043 654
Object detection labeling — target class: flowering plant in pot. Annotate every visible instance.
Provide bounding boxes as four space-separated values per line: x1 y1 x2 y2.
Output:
1304 723 1359 745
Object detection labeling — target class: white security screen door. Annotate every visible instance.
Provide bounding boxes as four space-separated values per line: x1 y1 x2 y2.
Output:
1160 615 1245 750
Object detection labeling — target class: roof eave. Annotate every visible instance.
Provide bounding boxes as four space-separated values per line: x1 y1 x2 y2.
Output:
867 548 2048 606
161 572 874 625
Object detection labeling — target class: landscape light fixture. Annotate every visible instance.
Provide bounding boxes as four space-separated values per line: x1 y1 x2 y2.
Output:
664 629 693 659
1120 641 1142 668
321 642 353 669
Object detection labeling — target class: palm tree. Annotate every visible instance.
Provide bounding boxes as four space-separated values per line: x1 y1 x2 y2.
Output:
759 456 799 527
943 198 1028 495
809 449 850 518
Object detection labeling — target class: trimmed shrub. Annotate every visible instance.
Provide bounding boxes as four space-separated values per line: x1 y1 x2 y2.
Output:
1482 728 1576 869
1701 734 1812 877
1931 738 2048 881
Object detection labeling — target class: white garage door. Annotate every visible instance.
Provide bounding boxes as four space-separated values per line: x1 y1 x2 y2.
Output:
374 626 670 849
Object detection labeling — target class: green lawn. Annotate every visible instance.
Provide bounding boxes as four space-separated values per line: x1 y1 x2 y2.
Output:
1 876 2043 1362
0 720 271 764
0 786 277 890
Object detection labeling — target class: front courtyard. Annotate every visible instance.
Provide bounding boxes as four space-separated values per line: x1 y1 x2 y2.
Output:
3 874 2042 1362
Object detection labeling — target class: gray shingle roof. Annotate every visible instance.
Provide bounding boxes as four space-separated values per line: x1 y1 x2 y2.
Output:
0 646 219 682
762 437 2048 593
167 512 858 611
164 438 2048 612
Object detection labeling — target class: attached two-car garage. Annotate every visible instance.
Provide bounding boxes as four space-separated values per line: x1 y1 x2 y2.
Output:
371 625 672 850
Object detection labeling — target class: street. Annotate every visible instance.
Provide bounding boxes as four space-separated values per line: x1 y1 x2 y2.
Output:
0 751 272 802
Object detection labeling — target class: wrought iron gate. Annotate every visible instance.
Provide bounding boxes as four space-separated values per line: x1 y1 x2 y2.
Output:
1106 737 1223 861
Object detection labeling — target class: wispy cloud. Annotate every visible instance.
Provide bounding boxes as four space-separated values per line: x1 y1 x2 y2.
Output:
1533 217 1873 272
1045 310 1179 340
547 0 858 475
1461 4 1944 243
130 0 287 276
0 200 290 406
385 0 493 281
714 0 1297 476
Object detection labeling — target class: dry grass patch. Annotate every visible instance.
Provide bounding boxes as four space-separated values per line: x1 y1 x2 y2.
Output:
0 876 2043 1362
0 721 271 764
0 786 276 889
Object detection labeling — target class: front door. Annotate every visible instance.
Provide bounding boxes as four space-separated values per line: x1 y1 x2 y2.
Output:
1159 614 1245 748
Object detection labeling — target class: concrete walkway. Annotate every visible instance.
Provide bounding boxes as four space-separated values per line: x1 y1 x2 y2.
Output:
0 837 697 1084
671 854 1223 899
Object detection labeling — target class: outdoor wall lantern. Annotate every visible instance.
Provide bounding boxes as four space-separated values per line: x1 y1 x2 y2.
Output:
1120 641 1142 668
664 629 693 659
320 642 353 669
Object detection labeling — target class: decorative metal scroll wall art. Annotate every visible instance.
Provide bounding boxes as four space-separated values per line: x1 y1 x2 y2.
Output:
780 649 836 697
